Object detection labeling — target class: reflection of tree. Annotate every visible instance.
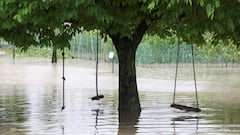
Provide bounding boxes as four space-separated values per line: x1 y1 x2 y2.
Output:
118 111 140 135
99 92 140 135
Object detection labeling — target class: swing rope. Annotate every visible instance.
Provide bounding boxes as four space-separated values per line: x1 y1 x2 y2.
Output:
191 43 199 109
91 30 104 100
172 36 181 105
171 37 201 112
96 30 99 96
61 49 65 111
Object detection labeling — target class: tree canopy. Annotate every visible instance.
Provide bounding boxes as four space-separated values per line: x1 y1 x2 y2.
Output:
1 0 239 48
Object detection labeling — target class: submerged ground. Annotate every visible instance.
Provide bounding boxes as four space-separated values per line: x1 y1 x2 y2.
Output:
0 57 240 135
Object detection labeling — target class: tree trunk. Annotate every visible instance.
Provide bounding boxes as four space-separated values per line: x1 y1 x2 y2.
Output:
52 48 57 63
110 21 148 112
12 45 16 64
115 40 140 112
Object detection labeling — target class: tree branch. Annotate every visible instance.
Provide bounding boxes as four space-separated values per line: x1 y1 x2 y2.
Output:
133 20 148 45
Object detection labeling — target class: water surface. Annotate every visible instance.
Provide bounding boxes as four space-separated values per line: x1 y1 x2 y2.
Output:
0 57 240 134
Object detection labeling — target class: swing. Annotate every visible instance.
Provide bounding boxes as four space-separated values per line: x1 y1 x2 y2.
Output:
170 37 201 112
61 49 66 111
91 30 104 100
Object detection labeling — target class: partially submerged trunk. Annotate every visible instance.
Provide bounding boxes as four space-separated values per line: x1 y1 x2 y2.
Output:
51 48 57 63
110 20 148 112
118 111 140 134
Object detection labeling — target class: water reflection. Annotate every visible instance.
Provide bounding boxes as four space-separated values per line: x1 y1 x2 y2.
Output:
0 85 29 135
172 115 200 134
1 58 240 134
118 111 140 135
93 109 100 135
92 109 104 135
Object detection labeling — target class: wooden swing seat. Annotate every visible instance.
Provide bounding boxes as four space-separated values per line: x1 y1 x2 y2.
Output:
171 103 201 112
91 95 104 100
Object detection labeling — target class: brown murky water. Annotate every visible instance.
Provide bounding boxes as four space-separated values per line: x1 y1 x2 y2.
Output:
0 57 240 135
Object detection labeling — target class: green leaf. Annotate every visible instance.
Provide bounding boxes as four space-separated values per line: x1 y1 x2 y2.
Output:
206 3 214 19
199 0 204 7
227 18 234 32
13 14 23 23
215 0 220 8
147 1 155 10
184 0 192 5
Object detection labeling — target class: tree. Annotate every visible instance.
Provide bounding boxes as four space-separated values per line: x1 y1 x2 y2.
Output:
51 48 57 63
0 0 239 112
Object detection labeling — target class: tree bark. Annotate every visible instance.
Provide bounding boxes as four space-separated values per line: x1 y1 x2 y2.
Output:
110 20 148 112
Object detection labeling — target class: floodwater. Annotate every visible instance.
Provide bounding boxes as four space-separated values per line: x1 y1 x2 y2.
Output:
0 57 240 135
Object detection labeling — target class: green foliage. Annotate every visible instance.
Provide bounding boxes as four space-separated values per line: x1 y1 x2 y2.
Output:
0 0 239 50
198 40 239 63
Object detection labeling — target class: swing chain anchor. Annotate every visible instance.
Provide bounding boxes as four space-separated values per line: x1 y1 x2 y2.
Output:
61 106 65 111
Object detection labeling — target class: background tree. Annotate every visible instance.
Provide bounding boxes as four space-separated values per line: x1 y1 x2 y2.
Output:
0 0 239 112
51 48 57 63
